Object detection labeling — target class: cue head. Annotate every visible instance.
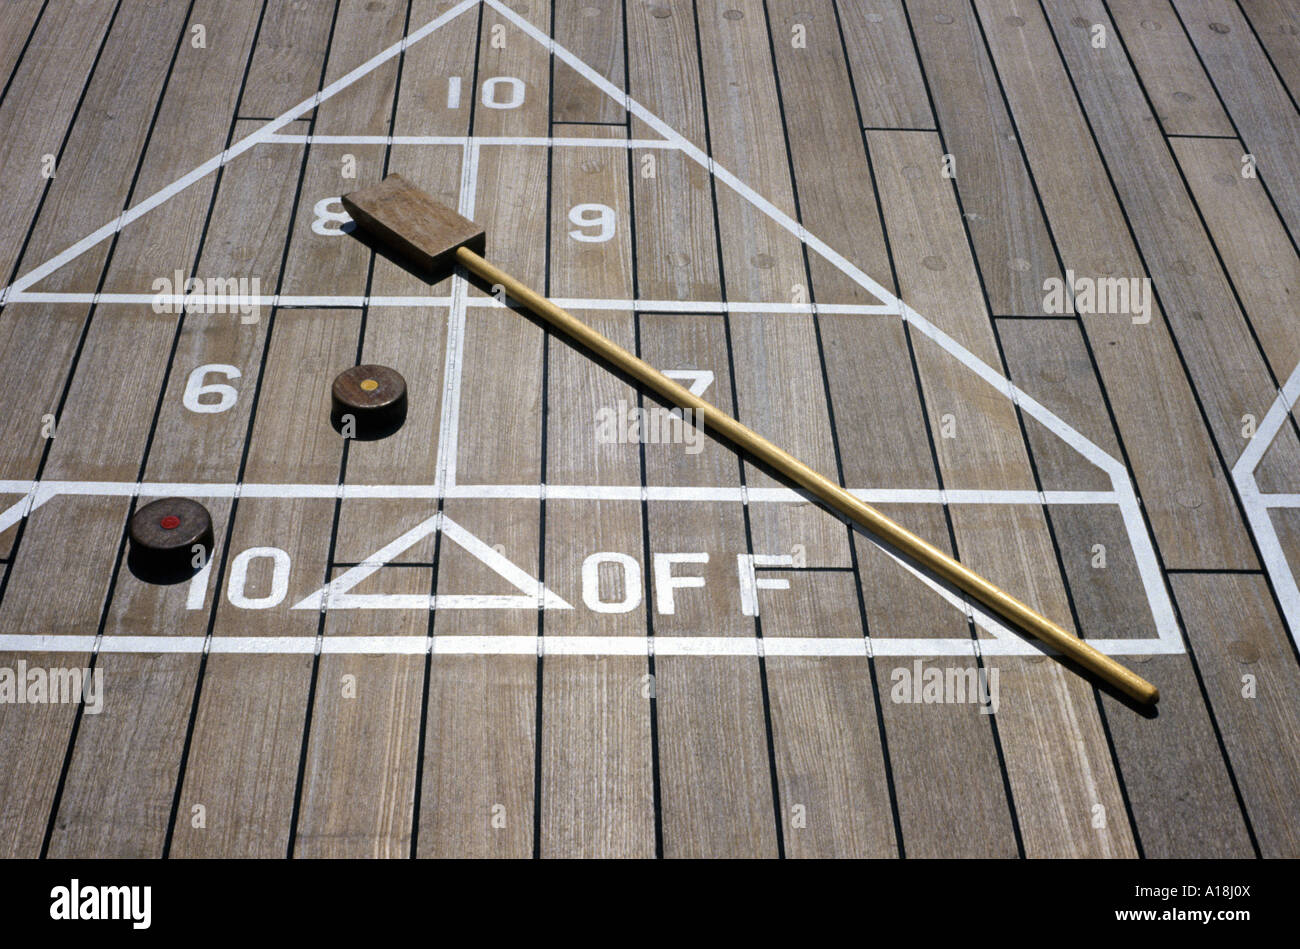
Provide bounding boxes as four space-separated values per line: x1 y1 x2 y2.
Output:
341 173 486 277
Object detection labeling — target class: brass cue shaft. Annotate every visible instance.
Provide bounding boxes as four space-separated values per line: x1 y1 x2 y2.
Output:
457 245 1159 705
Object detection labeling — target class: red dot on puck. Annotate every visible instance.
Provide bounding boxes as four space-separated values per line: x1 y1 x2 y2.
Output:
159 515 181 530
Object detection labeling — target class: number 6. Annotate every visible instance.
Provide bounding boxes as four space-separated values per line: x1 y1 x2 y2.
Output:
183 364 241 414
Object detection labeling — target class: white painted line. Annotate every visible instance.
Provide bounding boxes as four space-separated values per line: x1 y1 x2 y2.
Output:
0 0 481 299
0 480 1122 506
1232 360 1300 648
1112 469 1183 651
0 633 1177 657
262 133 676 149
0 0 1195 660
1234 366 1300 478
482 0 1186 652
292 511 571 611
433 139 477 495
2 291 898 315
1260 494 1300 507
1239 473 1300 648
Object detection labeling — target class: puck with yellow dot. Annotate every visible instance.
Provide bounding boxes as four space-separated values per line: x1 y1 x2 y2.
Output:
332 364 407 438
127 497 215 583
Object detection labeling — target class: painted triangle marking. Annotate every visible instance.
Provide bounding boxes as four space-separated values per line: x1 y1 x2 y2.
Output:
292 512 571 611
0 0 1181 654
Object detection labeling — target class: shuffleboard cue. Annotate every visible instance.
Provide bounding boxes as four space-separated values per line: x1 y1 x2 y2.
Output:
342 174 1160 706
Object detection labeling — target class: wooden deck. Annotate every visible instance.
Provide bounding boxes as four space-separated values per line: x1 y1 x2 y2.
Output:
0 0 1298 858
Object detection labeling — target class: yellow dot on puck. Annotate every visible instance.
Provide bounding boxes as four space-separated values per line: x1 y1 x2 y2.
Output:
360 379 379 392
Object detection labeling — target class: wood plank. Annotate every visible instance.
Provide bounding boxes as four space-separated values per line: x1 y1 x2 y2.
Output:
99 0 262 292
394 0 481 136
639 313 777 857
417 652 537 856
871 127 1134 856
22 0 192 294
1239 0 1300 105
857 504 1019 857
454 166 546 481
1171 133 1300 496
695 0 806 304
947 502 1136 856
415 30 546 851
472 0 551 138
866 130 1035 492
282 144 390 295
0 1 44 99
0 304 89 505
821 318 940 490
417 508 540 856
45 499 233 857
168 652 315 857
313 0 408 136
1171 136 1300 396
0 496 120 856
822 253 1014 854
1171 572 1300 856
1106 0 1235 137
838 0 932 130
238 0 335 119
548 124 633 302
294 568 430 858
696 2 845 566
553 0 625 124
1176 0 1300 247
626 0 720 300
625 0 707 143
335 149 460 560
767 0 892 303
38 110 306 854
537 122 649 857
170 309 358 856
909 0 1062 316
137 119 307 486
990 320 1116 494
974 0 1254 570
760 570 897 857
335 303 448 561
1045 0 1282 479
539 500 654 857
999 317 1254 857
731 311 848 568
0 0 117 284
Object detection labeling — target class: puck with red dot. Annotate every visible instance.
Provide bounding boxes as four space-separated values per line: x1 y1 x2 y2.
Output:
127 497 215 582
331 364 407 438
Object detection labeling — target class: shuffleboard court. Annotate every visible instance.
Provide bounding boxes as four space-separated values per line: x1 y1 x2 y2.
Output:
0 0 1298 858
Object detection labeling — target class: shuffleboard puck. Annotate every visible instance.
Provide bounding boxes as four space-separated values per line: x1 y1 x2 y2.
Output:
332 364 407 438
128 497 215 583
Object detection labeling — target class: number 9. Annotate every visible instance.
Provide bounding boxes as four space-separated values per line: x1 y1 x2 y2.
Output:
568 203 616 243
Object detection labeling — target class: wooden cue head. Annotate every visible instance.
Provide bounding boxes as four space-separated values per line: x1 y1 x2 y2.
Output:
341 173 486 277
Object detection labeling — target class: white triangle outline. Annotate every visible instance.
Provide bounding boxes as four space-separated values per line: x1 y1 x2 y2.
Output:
0 0 1124 482
0 0 1181 651
292 511 572 611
